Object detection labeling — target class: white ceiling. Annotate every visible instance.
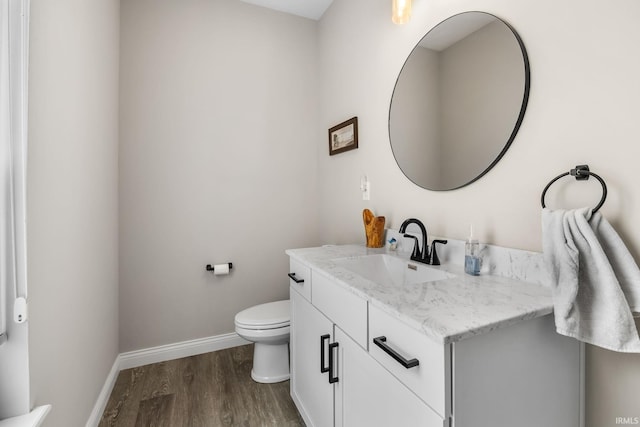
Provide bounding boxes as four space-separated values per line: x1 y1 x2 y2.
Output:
239 0 334 20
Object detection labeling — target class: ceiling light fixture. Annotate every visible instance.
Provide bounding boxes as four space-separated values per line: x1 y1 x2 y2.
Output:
392 0 412 24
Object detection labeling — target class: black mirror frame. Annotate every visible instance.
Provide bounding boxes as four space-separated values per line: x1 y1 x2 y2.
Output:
388 11 531 191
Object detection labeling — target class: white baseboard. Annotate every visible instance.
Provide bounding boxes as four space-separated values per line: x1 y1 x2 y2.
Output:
86 332 250 427
118 332 250 370
85 357 120 427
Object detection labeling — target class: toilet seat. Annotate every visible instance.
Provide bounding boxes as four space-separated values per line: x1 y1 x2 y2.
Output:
235 300 290 330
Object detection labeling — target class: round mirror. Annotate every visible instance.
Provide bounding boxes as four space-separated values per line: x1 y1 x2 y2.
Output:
389 12 530 191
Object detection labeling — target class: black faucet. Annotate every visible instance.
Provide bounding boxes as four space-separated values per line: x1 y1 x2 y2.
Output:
429 239 448 265
399 218 448 265
399 218 430 264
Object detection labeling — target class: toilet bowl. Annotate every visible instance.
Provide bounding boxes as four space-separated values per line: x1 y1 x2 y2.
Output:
235 300 290 383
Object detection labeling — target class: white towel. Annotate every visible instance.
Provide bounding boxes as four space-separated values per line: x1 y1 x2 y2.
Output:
542 207 640 352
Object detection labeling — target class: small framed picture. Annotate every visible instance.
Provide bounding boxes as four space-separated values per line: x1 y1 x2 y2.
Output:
328 117 358 156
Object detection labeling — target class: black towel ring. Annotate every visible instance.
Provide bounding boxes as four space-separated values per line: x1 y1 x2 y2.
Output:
540 165 607 214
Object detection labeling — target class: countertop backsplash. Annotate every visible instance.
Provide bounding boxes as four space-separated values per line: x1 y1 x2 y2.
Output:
384 229 547 287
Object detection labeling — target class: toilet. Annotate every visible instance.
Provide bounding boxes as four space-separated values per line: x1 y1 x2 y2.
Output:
234 299 290 383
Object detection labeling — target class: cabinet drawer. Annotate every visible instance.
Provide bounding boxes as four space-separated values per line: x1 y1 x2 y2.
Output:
289 258 311 301
312 272 368 349
335 327 444 427
369 304 449 417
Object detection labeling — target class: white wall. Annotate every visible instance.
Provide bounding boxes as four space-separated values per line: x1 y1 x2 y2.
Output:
119 0 320 352
26 0 120 425
318 0 640 425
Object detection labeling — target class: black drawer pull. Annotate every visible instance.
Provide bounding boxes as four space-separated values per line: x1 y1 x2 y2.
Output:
328 342 339 384
320 334 330 373
373 336 419 369
288 273 304 284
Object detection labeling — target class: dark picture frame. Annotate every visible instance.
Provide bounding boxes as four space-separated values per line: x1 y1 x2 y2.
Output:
328 117 358 156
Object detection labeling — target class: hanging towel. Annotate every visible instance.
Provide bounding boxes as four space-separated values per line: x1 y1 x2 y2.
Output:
542 207 640 352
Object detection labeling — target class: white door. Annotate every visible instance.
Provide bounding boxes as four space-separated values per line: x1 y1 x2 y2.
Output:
290 288 335 427
334 326 444 427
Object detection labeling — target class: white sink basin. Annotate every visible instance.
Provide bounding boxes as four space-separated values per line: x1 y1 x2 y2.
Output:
335 254 455 286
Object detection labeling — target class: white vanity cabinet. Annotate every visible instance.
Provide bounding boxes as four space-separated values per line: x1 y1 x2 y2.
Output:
368 304 450 418
289 259 446 427
334 326 444 427
290 290 334 427
289 261 377 427
292 289 442 427
288 253 581 427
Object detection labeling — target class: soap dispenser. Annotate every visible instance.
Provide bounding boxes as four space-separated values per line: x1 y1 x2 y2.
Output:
465 225 481 276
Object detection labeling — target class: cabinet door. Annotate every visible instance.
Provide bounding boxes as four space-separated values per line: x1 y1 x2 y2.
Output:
334 327 444 427
290 288 335 427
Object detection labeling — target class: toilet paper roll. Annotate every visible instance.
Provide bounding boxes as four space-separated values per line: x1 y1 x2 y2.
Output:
213 263 230 275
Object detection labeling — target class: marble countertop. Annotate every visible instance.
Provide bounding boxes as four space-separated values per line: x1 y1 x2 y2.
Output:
286 244 553 345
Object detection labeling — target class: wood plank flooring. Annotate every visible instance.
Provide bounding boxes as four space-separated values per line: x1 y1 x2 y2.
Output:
99 344 304 426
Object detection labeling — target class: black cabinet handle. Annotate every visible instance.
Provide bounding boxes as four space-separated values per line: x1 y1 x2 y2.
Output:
288 273 304 284
373 336 419 369
328 342 339 384
320 334 330 373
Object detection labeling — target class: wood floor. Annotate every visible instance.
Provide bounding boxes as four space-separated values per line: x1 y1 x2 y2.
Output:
99 344 304 426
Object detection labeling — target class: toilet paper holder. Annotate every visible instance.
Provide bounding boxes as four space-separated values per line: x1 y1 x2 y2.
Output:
206 262 233 272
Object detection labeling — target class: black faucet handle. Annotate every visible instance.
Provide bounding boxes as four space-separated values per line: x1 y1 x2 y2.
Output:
403 234 421 259
429 240 448 265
